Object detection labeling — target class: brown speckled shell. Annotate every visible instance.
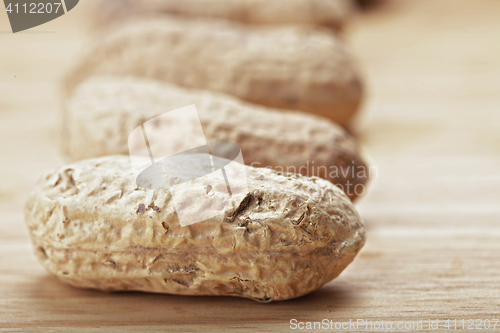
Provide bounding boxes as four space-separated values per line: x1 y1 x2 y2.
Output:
24 155 365 302
64 17 364 126
62 76 368 201
89 0 354 31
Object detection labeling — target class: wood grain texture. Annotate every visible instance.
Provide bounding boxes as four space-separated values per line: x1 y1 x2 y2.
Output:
1 0 500 331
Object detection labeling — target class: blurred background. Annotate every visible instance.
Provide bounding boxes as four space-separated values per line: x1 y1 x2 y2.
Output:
1 0 499 330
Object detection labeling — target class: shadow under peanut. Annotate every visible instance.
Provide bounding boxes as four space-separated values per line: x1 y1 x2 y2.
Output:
19 274 359 328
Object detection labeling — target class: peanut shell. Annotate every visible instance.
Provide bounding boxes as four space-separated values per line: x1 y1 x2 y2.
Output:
63 76 368 201
89 0 354 31
64 17 364 126
24 155 365 302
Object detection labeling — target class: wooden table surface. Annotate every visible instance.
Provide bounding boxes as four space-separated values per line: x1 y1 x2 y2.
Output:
1 0 499 331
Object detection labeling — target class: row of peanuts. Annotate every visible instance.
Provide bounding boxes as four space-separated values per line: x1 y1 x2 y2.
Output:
24 0 372 301
63 0 369 201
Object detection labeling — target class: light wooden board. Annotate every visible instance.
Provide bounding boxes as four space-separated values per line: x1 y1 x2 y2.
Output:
1 0 500 331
